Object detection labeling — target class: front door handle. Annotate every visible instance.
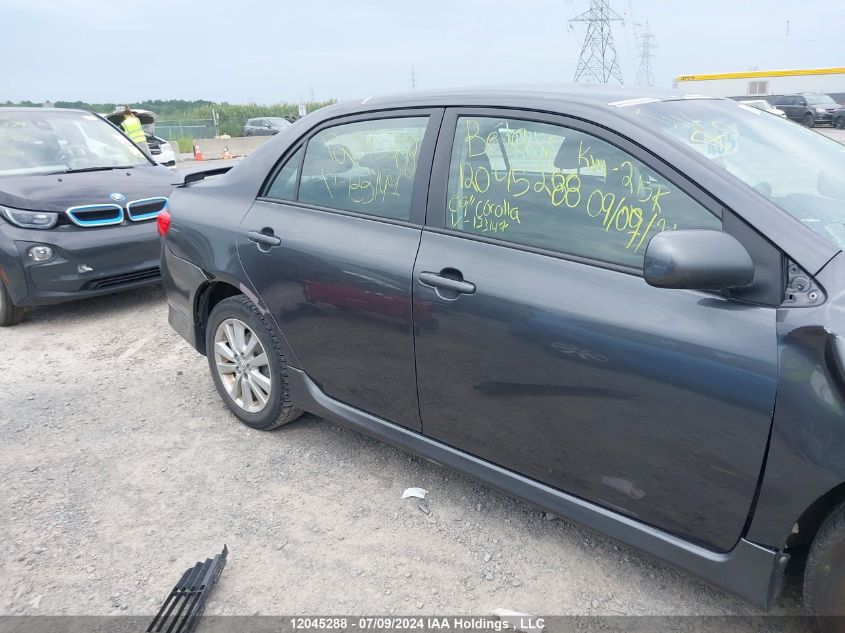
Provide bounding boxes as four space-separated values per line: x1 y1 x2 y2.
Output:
246 230 281 248
419 271 476 295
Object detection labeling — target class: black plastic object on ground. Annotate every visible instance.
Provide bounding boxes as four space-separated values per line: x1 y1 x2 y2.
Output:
147 545 228 633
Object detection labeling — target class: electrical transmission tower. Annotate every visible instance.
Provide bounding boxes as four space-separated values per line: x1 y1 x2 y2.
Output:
410 66 417 91
635 22 657 87
570 0 624 84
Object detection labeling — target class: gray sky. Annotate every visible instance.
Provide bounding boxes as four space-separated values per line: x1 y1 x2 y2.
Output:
3 0 843 103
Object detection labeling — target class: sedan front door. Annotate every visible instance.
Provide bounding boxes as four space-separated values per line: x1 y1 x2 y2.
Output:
412 110 779 551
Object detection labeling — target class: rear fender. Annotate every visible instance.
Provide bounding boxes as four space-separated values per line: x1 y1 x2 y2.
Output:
192 269 302 369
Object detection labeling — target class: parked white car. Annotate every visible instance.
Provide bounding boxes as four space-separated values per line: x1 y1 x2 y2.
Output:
740 99 787 118
146 134 176 167
103 108 176 166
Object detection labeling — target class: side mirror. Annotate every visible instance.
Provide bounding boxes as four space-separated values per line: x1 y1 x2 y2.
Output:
644 230 754 290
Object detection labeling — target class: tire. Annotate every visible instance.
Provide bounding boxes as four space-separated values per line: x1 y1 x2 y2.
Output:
205 295 302 430
804 501 845 632
0 276 25 327
804 113 816 128
835 117 845 130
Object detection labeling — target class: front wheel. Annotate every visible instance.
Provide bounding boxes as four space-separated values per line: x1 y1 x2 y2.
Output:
804 501 845 632
804 113 816 128
835 117 845 130
0 277 25 326
205 295 302 430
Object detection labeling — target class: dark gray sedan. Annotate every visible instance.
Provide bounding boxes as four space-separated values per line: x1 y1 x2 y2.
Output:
160 87 845 628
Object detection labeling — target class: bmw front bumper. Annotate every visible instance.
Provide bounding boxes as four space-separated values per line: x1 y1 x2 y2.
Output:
0 220 162 307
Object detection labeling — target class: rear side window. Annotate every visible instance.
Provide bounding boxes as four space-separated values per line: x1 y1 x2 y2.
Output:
298 117 428 221
265 146 303 201
445 116 720 268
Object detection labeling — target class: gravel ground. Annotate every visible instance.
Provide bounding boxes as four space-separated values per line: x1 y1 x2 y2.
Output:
820 127 845 144
0 285 812 630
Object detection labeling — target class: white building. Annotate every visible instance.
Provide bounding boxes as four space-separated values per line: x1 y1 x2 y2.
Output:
674 67 845 100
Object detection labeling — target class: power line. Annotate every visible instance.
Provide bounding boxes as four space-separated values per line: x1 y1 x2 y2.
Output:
570 0 624 84
635 21 657 86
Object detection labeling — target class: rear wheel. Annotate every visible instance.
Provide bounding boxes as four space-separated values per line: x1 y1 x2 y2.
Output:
804 113 816 128
804 501 845 632
205 295 302 430
0 277 25 327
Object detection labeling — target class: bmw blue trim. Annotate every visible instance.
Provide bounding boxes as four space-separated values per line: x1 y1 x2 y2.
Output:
126 197 169 222
65 203 124 227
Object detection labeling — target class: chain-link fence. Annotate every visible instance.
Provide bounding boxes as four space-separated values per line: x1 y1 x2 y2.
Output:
154 119 216 142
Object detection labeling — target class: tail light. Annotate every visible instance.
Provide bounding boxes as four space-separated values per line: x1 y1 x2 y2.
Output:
157 209 171 237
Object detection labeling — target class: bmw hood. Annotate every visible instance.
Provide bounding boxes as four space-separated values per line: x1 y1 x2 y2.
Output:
0 166 173 213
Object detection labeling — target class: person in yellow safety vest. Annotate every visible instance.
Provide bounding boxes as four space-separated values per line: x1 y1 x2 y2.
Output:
120 107 149 156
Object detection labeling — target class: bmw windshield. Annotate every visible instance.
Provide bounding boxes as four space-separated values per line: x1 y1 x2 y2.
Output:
633 99 845 249
0 110 149 177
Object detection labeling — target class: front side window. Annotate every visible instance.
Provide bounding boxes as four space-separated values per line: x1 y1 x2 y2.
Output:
298 117 428 221
632 99 845 250
445 116 719 268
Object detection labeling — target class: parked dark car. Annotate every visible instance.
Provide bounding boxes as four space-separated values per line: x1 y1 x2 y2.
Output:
242 117 292 136
161 87 845 628
773 93 841 127
0 107 172 326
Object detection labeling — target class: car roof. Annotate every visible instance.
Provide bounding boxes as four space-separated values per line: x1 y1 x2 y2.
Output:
320 85 721 116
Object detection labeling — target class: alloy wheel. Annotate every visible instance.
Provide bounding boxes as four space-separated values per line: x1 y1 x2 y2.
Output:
213 318 272 413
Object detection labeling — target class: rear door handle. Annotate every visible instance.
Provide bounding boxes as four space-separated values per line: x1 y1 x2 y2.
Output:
246 230 281 247
419 271 476 295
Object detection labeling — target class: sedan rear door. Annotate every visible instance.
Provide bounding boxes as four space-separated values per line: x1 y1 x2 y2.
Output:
237 109 443 431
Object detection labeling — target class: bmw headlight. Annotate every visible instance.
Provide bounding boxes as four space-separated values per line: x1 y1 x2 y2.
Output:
0 206 58 229
816 107 828 114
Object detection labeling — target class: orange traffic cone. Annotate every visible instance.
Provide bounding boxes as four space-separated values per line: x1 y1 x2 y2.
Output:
193 143 204 161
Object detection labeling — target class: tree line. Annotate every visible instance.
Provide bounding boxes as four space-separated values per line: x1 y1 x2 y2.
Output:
2 99 337 138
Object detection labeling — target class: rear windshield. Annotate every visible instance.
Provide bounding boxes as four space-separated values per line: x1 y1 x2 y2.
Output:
805 94 837 106
0 110 149 177
267 117 291 127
